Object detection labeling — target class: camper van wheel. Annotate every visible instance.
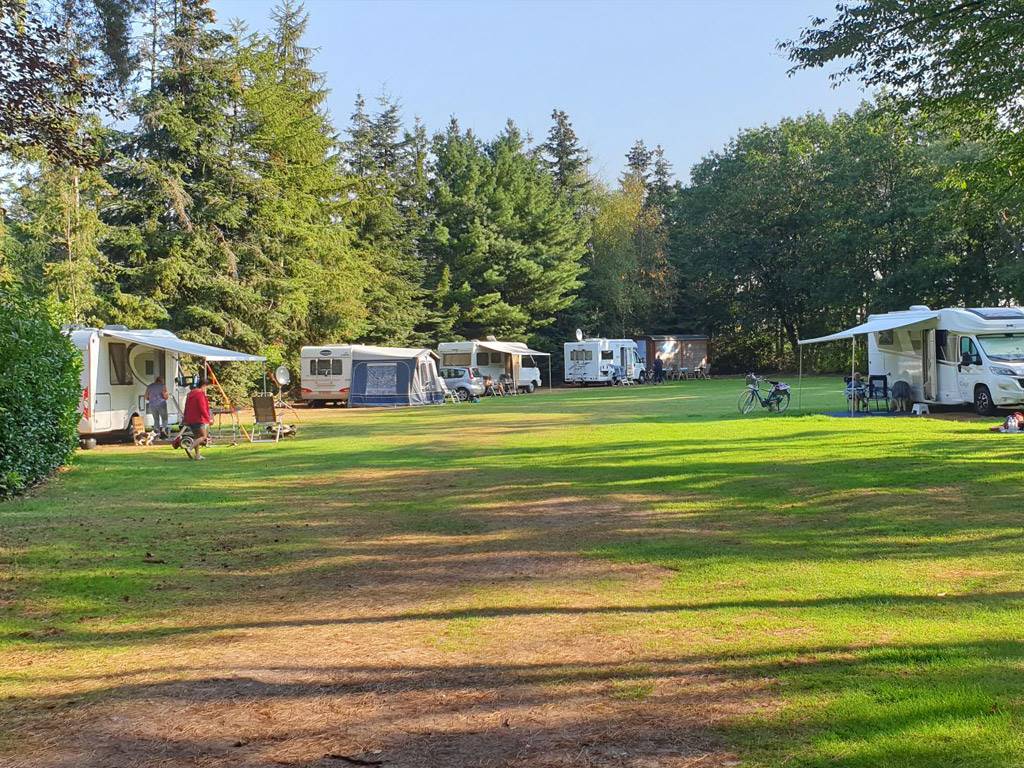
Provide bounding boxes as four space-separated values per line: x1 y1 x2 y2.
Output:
525 382 536 394
974 385 996 416
80 438 97 450
638 370 647 384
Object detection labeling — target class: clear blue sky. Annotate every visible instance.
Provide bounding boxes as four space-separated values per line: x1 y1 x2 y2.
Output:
210 0 866 183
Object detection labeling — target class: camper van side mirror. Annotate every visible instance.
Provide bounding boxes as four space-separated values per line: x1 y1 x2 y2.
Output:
959 352 972 371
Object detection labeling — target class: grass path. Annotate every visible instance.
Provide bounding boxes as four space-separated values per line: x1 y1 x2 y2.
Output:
2 378 1024 767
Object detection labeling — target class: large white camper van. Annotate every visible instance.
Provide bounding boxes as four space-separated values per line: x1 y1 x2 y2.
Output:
801 306 1024 414
563 337 645 385
68 327 264 446
436 339 548 393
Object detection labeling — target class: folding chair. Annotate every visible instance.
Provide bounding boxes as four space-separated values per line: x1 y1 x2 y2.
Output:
868 375 890 412
251 396 294 443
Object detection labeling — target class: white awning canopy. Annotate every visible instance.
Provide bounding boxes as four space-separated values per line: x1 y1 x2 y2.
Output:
798 310 939 345
99 328 266 362
350 345 438 361
474 340 550 356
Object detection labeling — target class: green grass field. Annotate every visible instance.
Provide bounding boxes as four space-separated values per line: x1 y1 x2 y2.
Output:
2 377 1023 767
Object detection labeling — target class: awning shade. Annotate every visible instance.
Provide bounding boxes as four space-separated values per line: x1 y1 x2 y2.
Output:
100 329 266 362
350 345 438 361
474 340 550 356
798 311 939 345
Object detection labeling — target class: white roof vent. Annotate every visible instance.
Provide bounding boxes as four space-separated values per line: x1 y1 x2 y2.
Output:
908 305 931 312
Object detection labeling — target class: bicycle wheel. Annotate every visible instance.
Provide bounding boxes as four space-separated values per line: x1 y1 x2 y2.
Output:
771 391 791 414
737 389 757 414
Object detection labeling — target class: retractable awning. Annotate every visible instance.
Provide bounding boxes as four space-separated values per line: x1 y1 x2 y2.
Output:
99 328 265 362
350 345 438 361
474 340 550 356
798 310 939 345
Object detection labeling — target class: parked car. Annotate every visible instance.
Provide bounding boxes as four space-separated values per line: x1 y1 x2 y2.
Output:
439 366 485 400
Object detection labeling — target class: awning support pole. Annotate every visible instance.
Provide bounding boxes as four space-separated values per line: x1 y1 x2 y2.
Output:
851 337 856 415
798 344 803 413
548 356 552 391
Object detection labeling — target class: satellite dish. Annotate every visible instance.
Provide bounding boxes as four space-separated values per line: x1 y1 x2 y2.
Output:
575 328 584 342
274 364 291 386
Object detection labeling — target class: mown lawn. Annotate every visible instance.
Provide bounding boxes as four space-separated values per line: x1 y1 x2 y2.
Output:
2 377 1023 767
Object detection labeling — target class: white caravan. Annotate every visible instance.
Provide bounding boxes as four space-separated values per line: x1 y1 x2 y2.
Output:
300 344 450 404
801 305 1024 414
436 339 549 393
68 326 265 446
564 337 645 385
300 344 354 405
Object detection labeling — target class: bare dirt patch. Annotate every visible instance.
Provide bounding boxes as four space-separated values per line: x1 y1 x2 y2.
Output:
3 477 769 768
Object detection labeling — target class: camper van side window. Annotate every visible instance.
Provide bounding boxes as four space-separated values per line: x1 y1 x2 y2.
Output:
109 343 132 385
585 350 593 361
600 350 613 360
878 330 894 346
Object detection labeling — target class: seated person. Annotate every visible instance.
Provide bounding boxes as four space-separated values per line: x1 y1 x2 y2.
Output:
846 372 868 411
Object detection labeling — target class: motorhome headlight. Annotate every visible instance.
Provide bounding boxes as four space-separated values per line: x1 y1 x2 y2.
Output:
990 366 1017 376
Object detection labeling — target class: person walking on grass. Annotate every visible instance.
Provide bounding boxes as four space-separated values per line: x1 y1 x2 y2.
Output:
653 356 664 384
145 375 170 439
179 378 212 461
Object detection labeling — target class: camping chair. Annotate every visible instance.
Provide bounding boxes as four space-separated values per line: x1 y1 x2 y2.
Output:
868 375 890 412
251 396 295 443
130 414 155 446
498 373 518 395
440 378 460 405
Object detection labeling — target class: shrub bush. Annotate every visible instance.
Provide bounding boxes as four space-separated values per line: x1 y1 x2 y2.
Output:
0 289 81 497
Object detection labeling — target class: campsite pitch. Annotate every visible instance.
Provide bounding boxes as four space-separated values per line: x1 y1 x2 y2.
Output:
2 378 1023 767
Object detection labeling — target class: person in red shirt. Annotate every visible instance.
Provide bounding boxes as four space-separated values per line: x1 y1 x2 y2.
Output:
180 378 212 460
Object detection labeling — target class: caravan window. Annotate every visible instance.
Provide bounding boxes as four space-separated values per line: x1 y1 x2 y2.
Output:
570 349 593 362
109 343 132 385
442 353 471 366
331 359 343 376
309 360 316 375
316 359 332 376
477 352 490 366
600 350 613 360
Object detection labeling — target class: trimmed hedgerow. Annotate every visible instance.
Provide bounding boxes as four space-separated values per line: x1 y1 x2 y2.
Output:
0 289 82 498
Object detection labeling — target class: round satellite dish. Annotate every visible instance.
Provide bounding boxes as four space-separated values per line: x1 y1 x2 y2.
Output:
275 364 291 386
575 328 584 341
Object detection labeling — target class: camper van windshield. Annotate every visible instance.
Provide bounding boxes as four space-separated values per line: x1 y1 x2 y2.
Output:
977 334 1024 361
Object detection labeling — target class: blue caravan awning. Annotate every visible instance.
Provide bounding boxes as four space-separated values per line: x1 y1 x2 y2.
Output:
99 328 265 362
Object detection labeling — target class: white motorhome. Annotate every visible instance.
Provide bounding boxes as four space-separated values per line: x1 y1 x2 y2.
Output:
801 305 1024 414
564 337 645 385
68 327 265 446
436 339 549 393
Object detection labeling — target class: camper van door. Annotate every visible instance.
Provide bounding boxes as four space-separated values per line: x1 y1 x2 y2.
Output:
956 336 985 404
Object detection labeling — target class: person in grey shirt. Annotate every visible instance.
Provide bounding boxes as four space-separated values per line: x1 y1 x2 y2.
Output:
145 376 170 438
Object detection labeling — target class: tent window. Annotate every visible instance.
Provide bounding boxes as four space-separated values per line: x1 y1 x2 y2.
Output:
443 353 471 366
109 343 132 385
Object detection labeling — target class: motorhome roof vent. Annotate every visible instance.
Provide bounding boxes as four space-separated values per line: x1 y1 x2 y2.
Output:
105 323 128 330
485 335 497 341
908 305 931 312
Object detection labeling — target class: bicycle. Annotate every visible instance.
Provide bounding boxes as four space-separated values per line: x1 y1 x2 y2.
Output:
737 374 791 414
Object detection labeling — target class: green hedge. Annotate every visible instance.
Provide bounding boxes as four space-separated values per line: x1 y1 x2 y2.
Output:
0 290 82 497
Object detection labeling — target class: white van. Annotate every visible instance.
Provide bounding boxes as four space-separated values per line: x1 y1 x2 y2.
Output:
437 339 548 393
564 337 645 385
802 305 1024 414
68 326 264 446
